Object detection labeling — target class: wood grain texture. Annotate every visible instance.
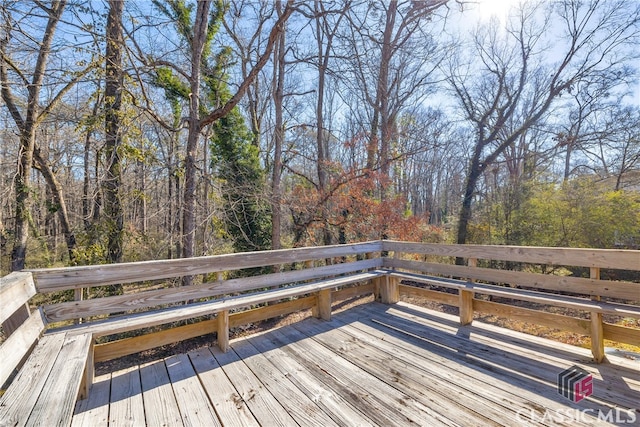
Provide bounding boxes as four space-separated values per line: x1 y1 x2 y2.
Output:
26 333 93 427
109 366 145 427
43 258 382 322
603 323 640 346
189 347 259 427
52 271 385 338
0 334 65 426
164 353 221 426
31 241 382 292
72 373 111 427
382 240 640 270
385 258 640 300
0 308 46 387
139 360 182 426
0 272 36 324
231 339 340 427
210 345 298 426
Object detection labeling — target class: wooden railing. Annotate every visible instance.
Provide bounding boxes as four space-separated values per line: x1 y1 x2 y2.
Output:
1 240 639 388
381 241 640 362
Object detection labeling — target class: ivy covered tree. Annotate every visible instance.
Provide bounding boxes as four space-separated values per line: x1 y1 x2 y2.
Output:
211 108 271 253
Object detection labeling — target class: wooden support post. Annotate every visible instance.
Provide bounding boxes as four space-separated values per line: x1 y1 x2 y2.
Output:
373 276 382 301
80 339 95 400
459 258 477 326
316 289 332 321
459 290 474 326
217 310 229 352
590 267 605 363
74 288 84 325
380 275 399 304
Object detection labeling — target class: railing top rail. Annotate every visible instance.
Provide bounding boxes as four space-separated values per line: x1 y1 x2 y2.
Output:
382 240 640 271
27 241 382 292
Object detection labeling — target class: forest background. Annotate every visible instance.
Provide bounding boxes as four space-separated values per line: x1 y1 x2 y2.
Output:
1 0 639 277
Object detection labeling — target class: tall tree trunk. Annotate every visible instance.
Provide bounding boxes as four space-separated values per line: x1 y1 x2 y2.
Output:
2 1 67 271
271 0 286 251
182 1 211 285
103 0 124 264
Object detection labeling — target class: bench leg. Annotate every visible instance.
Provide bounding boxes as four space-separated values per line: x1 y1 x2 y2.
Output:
217 310 230 353
590 312 605 363
380 276 399 304
316 289 332 321
459 290 474 326
79 340 95 400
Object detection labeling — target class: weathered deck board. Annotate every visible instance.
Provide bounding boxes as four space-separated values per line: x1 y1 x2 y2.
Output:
231 339 340 427
375 302 639 410
246 334 377 427
266 325 453 426
164 353 220 427
71 301 639 427
209 345 298 426
71 374 111 427
109 366 145 427
139 360 182 426
188 347 260 427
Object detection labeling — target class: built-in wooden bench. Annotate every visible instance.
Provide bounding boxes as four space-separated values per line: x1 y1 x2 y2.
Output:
385 270 640 318
1 243 384 425
0 273 93 427
381 240 640 363
1 240 638 424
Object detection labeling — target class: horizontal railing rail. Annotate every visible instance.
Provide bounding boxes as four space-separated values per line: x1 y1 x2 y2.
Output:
380 240 640 363
28 241 382 292
1 239 638 397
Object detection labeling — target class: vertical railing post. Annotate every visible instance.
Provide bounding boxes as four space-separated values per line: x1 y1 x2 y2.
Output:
217 310 230 352
590 267 605 363
459 258 476 326
74 287 84 324
316 289 332 320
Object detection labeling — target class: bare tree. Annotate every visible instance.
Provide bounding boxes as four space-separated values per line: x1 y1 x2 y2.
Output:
1 1 92 270
103 0 125 264
448 0 640 246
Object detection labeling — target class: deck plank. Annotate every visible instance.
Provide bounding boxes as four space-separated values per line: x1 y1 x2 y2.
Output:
304 309 577 427
109 365 145 427
348 303 631 424
139 360 182 426
266 325 458 426
246 334 377 427
209 345 298 426
188 347 259 427
73 301 638 427
72 374 111 427
372 303 640 410
291 318 512 427
164 353 221 427
231 338 340 427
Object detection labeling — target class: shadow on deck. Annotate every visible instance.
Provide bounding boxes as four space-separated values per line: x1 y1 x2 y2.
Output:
73 301 639 427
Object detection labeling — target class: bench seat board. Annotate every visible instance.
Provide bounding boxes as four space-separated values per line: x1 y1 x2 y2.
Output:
25 333 93 427
50 271 385 338
0 334 65 426
387 270 640 318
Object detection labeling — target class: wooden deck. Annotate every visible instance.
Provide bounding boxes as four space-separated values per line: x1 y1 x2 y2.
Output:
71 302 640 427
